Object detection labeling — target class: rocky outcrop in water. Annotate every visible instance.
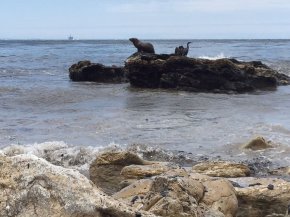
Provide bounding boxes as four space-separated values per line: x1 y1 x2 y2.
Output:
125 53 290 93
69 60 126 82
69 53 289 93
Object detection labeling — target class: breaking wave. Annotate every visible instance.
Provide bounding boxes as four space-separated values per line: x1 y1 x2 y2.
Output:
198 53 229 60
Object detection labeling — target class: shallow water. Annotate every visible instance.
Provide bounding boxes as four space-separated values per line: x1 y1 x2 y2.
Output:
1 39 290 167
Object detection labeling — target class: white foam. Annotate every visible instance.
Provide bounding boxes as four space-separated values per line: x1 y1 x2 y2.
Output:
1 141 104 176
198 53 228 60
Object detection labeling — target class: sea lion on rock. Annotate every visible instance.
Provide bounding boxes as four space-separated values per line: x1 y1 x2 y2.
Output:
129 38 155 54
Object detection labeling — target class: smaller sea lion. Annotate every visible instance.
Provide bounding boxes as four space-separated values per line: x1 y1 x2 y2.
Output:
129 38 155 54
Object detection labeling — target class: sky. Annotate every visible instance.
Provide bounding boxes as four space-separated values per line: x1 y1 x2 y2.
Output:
0 0 290 39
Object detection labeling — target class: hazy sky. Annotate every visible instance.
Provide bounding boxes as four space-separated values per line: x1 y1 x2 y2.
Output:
1 0 290 39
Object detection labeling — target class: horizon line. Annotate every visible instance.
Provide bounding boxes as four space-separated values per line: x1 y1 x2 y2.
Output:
0 38 290 41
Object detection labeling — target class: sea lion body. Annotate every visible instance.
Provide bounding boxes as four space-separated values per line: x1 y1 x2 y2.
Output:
129 38 155 54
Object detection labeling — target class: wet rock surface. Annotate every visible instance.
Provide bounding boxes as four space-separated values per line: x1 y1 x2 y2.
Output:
243 136 273 150
125 53 290 93
69 60 127 82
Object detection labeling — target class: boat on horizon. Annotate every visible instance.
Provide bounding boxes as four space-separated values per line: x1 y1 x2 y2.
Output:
68 35 74 40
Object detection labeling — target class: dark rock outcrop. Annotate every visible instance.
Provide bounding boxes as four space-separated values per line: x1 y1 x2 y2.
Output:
125 53 290 93
69 60 127 82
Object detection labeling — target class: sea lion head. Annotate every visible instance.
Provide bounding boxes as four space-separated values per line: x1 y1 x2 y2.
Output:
129 38 138 43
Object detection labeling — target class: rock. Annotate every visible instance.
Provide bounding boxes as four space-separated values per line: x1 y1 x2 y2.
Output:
120 162 176 179
114 175 208 217
201 179 238 217
269 166 290 176
243 136 273 150
192 161 251 177
125 53 289 93
0 154 155 217
229 177 290 217
89 151 150 194
114 173 238 217
69 60 127 82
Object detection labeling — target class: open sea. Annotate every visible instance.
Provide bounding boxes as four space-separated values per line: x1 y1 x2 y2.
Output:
1 39 290 169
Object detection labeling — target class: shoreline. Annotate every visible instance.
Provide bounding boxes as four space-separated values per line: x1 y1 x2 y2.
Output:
1 138 290 216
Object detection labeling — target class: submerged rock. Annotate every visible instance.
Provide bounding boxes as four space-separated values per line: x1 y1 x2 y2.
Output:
0 154 155 217
192 161 251 178
243 136 273 150
69 60 126 82
125 53 289 93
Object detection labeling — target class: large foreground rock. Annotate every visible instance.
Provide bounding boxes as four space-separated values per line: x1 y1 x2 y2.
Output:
125 53 290 93
69 60 126 82
0 154 155 217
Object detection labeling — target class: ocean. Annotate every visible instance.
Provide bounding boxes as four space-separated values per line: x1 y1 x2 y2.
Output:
1 39 290 168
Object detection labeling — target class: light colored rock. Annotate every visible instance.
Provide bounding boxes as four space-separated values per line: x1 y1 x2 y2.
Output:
114 175 207 217
243 136 273 150
202 179 238 217
113 179 154 209
192 161 250 178
114 172 239 217
229 177 290 217
120 162 175 179
89 151 149 194
270 166 290 176
0 154 155 217
93 151 146 166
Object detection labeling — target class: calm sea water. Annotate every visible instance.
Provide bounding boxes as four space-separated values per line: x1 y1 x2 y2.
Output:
1 39 290 165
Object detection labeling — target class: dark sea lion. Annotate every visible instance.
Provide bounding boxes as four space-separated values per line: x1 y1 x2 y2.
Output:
129 38 155 54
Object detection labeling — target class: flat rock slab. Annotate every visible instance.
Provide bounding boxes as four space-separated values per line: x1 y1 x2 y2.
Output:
125 53 290 93
192 161 251 178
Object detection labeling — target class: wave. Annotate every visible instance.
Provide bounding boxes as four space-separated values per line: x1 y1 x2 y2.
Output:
198 53 229 60
0 141 107 176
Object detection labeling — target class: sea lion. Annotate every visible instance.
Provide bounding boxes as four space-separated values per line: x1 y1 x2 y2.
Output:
129 38 155 54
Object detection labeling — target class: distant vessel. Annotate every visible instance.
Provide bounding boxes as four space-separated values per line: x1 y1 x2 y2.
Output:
68 35 74 40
